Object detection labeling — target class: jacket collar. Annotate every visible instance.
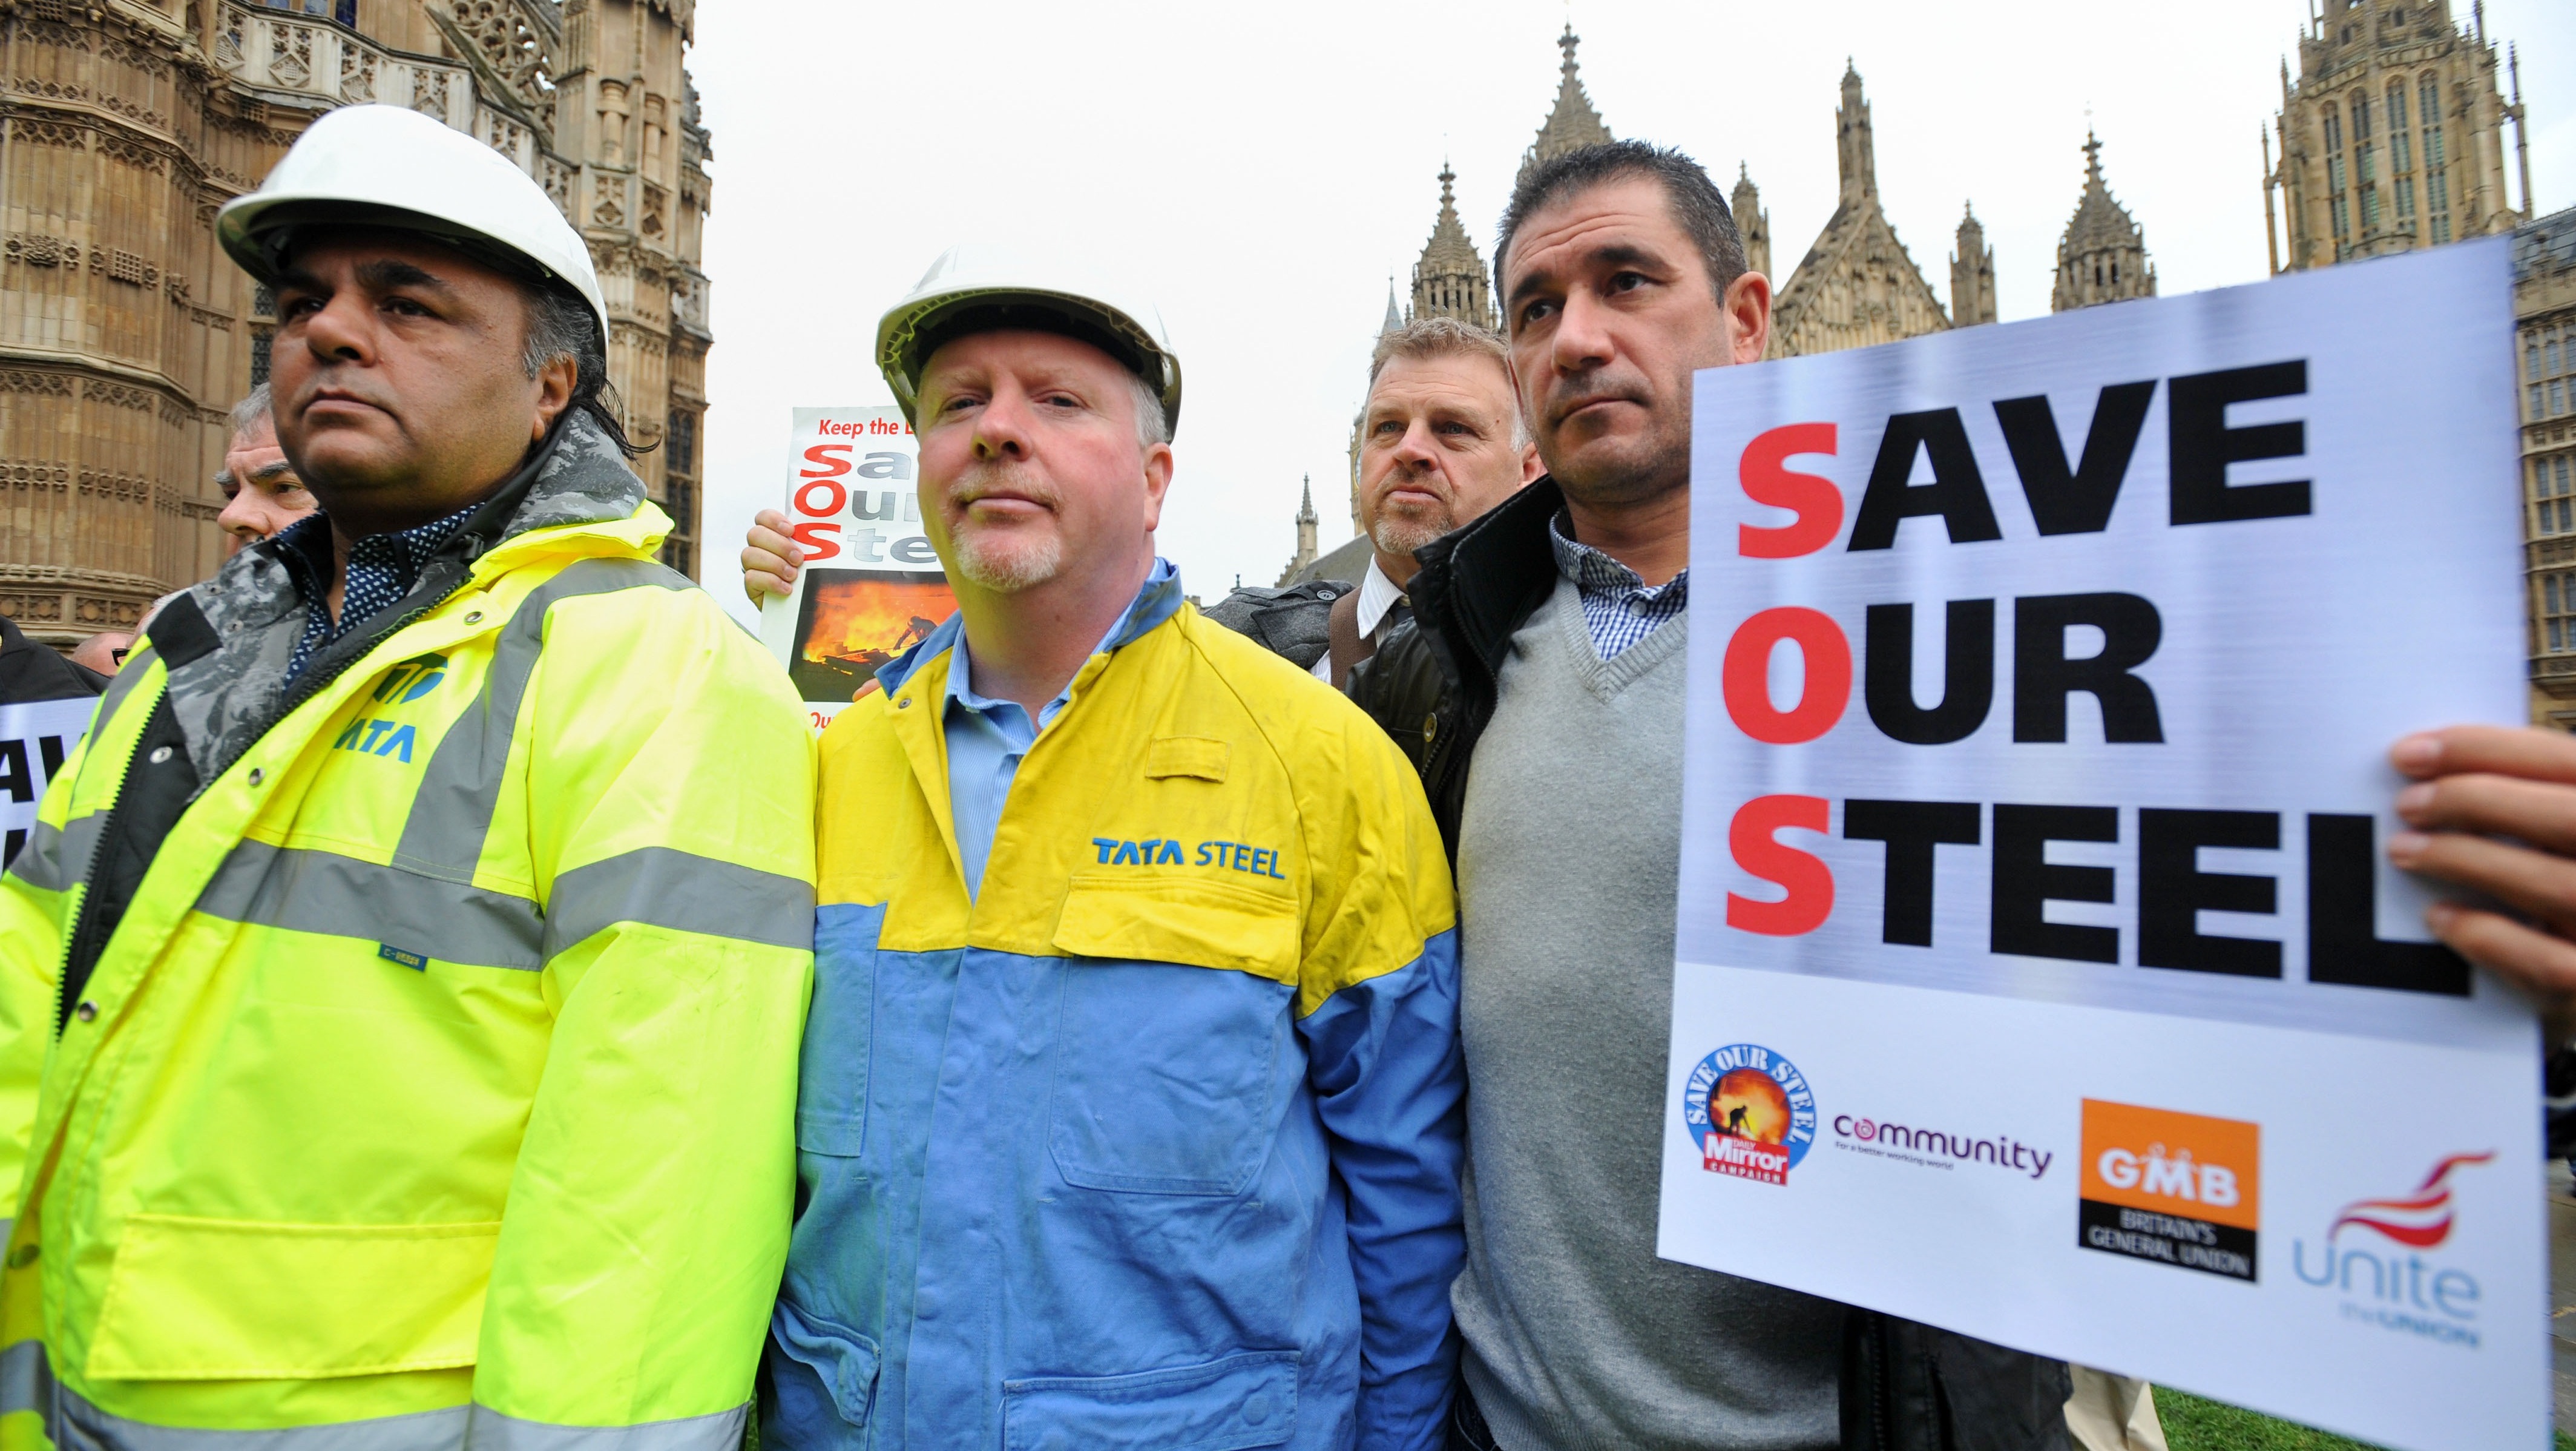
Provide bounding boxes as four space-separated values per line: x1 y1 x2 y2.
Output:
876 559 1185 699
1409 475 1566 694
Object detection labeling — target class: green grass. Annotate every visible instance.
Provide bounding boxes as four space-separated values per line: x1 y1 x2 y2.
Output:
2156 1390 2575 1451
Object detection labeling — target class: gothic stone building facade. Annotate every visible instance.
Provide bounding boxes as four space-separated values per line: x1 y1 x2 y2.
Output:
0 0 712 651
2264 0 2549 720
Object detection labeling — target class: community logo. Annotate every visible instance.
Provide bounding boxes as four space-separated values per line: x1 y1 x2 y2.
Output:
2293 1152 2495 1349
1681 1044 1816 1185
2077 1099 2261 1282
1832 1113 2052 1180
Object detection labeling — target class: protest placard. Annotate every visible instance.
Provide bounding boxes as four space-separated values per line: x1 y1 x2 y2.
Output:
1658 238 2542 1451
1 697 94 867
758 406 954 731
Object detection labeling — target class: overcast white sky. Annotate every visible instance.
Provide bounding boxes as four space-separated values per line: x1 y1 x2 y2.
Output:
688 0 2571 627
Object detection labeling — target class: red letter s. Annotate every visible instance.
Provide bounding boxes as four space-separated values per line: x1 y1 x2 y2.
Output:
1727 795 1834 936
1738 423 1841 558
801 443 853 478
790 521 842 562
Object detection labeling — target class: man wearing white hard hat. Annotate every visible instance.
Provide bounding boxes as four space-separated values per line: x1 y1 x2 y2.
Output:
0 104 815 1450
766 248 1465 1451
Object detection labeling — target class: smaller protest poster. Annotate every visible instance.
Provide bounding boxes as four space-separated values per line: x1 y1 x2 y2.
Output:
758 406 954 731
2 696 95 867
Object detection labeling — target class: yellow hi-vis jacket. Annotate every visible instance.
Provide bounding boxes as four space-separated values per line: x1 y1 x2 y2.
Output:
0 415 817 1451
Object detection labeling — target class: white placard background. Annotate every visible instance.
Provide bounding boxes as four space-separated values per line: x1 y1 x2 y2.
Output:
1659 239 2545 1451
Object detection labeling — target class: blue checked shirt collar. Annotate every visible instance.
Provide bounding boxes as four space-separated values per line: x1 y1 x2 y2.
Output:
1546 508 1688 660
277 502 481 681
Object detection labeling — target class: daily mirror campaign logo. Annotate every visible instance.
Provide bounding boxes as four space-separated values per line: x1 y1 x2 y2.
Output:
1680 1044 1816 1185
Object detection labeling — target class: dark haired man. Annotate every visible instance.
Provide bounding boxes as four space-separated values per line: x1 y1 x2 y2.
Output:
0 104 812 1449
1352 141 2071 1451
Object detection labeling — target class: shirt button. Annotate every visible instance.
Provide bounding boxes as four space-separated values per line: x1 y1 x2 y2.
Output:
1243 1393 1273 1425
147 746 172 765
73 1001 96 1022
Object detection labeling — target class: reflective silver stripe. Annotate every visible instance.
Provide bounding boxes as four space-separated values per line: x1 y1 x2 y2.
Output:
194 840 544 972
53 1386 467 1451
8 811 107 893
90 645 157 735
464 1403 746 1451
0 1337 47 1416
393 559 691 880
545 847 816 958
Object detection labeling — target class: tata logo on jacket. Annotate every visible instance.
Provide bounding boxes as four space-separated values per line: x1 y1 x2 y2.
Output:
334 654 449 764
1090 838 1289 878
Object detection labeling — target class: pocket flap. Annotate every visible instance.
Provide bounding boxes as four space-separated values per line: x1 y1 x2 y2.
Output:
769 1298 882 1431
1053 876 1298 984
1004 1350 1297 1451
1145 737 1230 783
88 1215 499 1379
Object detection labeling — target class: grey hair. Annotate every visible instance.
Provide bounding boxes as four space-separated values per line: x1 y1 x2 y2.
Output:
1125 370 1171 449
520 283 645 458
1365 315 1531 449
1495 139 1748 327
227 383 273 441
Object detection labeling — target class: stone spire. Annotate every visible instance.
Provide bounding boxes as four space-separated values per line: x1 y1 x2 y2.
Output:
1835 59 1876 203
2051 131 2157 312
1380 278 1401 338
1732 163 1771 278
1950 202 1997 326
1410 162 1497 330
1519 24 1613 184
1279 473 1321 585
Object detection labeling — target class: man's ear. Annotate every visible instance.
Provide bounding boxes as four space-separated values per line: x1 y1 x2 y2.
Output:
1519 441 1545 483
1724 271 1773 366
1138 441 1175 533
528 352 577 443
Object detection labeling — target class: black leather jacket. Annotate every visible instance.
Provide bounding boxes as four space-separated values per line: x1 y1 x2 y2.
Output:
1350 476 2071 1451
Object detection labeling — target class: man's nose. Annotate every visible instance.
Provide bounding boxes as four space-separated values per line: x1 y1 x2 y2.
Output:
1551 288 1615 375
300 289 376 363
972 386 1034 458
1392 419 1443 469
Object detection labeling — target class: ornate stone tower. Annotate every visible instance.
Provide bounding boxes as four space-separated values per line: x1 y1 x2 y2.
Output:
2051 134 2157 312
0 0 712 654
1518 24 1611 185
1276 474 1318 586
1950 204 1996 326
2264 0 2528 272
1769 64 1953 358
1732 164 1770 280
1408 162 1494 331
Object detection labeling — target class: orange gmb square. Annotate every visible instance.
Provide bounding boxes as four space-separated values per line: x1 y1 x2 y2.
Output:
2078 1098 2261 1231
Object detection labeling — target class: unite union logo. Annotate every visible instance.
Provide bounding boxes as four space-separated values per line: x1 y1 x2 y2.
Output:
1681 1044 1817 1186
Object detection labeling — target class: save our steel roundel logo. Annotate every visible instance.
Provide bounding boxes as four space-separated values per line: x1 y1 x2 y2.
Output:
1682 1044 1818 1186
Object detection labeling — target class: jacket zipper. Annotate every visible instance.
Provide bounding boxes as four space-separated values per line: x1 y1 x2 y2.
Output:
50 708 151 1038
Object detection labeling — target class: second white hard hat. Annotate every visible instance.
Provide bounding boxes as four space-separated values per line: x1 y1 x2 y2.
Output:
878 246 1183 439
217 104 607 341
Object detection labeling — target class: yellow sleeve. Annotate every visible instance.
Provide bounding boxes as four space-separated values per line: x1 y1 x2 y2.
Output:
468 588 815 1444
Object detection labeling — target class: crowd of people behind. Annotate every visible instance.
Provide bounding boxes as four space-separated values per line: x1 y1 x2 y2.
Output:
2 102 2573 1451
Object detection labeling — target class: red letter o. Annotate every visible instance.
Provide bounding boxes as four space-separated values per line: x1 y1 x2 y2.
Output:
1721 607 1852 744
794 479 847 518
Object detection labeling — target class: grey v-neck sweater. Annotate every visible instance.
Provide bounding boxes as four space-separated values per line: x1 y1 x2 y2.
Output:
1451 577 1842 1450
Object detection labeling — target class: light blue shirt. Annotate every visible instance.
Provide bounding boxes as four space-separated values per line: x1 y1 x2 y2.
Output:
943 559 1182 897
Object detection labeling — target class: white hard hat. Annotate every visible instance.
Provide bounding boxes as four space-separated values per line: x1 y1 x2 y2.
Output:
217 104 606 341
878 246 1182 439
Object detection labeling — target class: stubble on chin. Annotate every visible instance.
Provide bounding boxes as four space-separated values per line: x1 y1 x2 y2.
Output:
948 525 1064 592
1545 413 1692 513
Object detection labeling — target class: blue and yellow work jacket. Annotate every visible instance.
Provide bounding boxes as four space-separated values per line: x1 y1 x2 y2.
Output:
769 577 1467 1451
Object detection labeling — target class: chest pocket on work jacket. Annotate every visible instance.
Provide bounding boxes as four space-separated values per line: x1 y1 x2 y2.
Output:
1048 875 1300 1196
